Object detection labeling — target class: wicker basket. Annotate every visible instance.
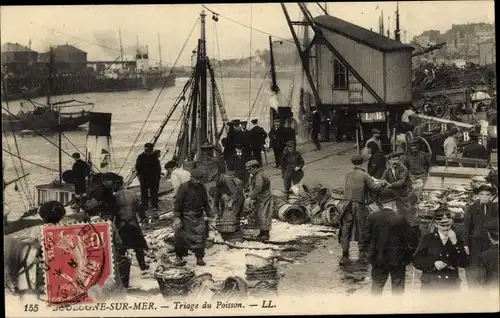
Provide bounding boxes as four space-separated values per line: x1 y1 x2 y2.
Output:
154 266 195 297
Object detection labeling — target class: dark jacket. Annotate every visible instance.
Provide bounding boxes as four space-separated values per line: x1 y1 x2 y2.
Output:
463 201 499 252
311 112 321 134
72 159 90 182
281 150 305 172
412 231 469 288
249 126 268 148
381 163 413 197
463 142 490 162
362 208 418 267
404 151 431 176
280 127 296 147
367 152 387 179
478 244 499 288
344 167 382 203
135 152 161 179
428 133 446 164
268 127 281 149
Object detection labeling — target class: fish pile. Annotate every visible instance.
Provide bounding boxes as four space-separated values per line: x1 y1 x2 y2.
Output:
416 175 493 222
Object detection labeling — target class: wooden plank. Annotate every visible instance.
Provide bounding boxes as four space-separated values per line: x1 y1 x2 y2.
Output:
436 155 489 167
428 166 490 179
423 176 471 191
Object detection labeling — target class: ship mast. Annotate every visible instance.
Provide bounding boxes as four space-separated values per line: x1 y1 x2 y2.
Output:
158 33 162 69
119 29 124 67
199 10 208 146
48 47 62 183
395 2 401 42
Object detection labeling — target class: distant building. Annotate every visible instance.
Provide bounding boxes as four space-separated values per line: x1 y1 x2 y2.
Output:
1 42 38 73
478 37 495 66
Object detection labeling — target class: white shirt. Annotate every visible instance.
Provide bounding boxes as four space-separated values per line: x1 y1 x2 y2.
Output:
402 109 416 123
437 230 449 245
171 167 191 195
443 136 458 156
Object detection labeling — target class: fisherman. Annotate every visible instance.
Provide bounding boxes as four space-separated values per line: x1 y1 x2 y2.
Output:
281 140 305 197
427 127 446 165
462 132 490 166
403 140 431 177
239 121 252 160
311 107 322 151
339 155 387 265
443 127 461 157
365 129 383 153
246 159 273 242
232 144 249 189
164 160 192 196
249 119 268 166
173 169 215 266
412 208 469 292
84 172 119 219
366 141 387 179
381 152 418 228
113 177 150 275
135 143 162 212
463 184 499 288
361 189 418 296
72 152 90 206
269 119 283 168
223 121 238 170
478 218 499 289
213 160 245 242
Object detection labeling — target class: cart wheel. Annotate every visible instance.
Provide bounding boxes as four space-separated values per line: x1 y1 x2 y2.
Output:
470 72 485 85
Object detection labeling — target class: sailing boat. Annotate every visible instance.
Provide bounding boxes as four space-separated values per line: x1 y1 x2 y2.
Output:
1 47 94 133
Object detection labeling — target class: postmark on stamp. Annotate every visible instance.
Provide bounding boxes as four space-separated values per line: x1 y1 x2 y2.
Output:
40 221 114 306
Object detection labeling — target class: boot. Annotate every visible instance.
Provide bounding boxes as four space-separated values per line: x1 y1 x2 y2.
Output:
339 251 349 265
196 258 206 266
258 231 270 242
175 256 186 267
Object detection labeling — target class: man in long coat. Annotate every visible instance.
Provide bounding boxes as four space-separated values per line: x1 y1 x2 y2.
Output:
311 108 322 151
232 144 249 189
173 169 214 266
135 143 162 211
269 119 283 168
249 119 268 166
340 155 386 265
463 184 499 288
281 140 305 196
113 178 149 273
412 209 469 292
71 152 90 202
213 162 245 242
362 189 418 295
246 160 273 242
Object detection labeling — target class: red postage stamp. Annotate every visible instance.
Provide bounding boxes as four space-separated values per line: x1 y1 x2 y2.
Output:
40 222 114 305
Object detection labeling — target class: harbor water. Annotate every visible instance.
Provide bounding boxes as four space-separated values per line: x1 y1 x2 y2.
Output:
2 76 301 220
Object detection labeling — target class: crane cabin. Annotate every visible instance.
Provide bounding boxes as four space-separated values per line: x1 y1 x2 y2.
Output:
288 12 415 153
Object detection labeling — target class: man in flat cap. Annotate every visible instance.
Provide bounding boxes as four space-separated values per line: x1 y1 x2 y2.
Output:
249 119 268 166
413 207 469 292
246 159 273 241
281 140 305 197
71 152 91 207
340 155 387 265
478 217 499 289
173 168 214 266
365 129 382 154
464 183 499 287
135 142 162 212
462 132 490 166
403 140 431 178
310 107 322 151
232 143 249 189
213 159 245 242
362 189 418 295
268 119 283 168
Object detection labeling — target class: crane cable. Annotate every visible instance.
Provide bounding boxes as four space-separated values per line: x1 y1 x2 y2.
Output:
118 17 200 175
214 17 226 106
249 3 253 113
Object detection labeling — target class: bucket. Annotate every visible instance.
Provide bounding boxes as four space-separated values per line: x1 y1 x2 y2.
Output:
348 241 360 261
277 204 308 224
154 266 195 297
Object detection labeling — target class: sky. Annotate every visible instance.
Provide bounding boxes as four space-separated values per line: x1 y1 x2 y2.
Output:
0 2 495 67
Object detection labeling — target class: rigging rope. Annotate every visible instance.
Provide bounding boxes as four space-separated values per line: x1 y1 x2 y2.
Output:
2 132 29 212
118 17 200 175
214 21 226 106
202 5 294 44
2 83 36 208
247 68 270 121
60 133 102 174
249 3 253 113
2 149 59 172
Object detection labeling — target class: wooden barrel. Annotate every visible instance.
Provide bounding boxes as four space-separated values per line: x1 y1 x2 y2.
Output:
308 205 323 225
277 203 308 224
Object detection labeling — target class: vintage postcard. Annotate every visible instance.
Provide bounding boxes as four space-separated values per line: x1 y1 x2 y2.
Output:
2 1 498 316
